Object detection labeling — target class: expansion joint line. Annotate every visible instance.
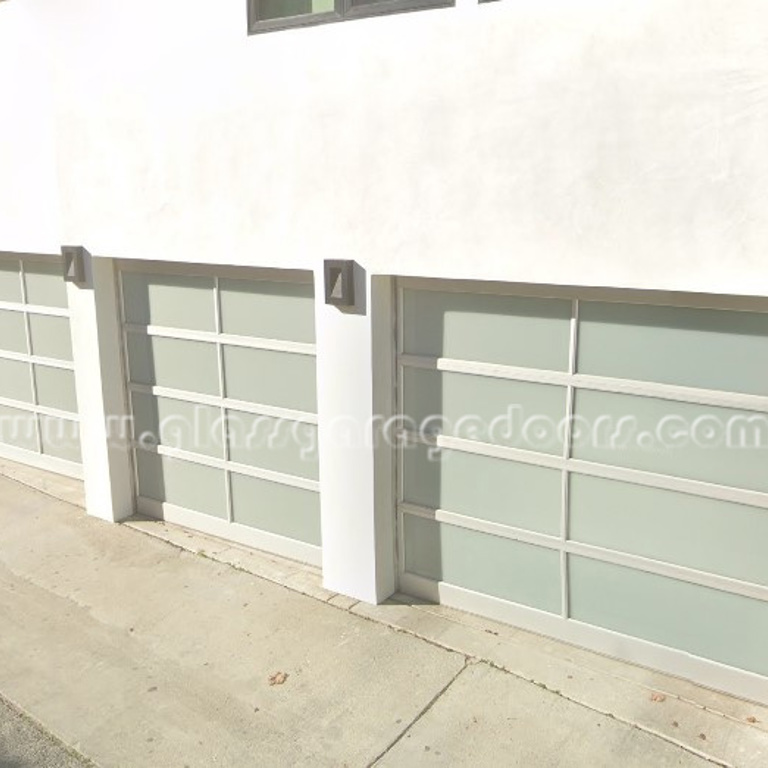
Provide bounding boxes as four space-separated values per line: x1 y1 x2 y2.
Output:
367 657 471 767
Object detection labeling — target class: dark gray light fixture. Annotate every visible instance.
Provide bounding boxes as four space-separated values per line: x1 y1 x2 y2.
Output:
61 245 89 286
324 259 355 308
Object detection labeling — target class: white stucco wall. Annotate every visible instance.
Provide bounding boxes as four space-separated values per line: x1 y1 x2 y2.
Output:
0 2 60 254
3 0 768 619
4 0 768 295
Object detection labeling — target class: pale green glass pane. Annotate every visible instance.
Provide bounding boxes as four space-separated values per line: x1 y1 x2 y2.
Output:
0 404 37 451
404 515 561 613
219 279 315 343
403 443 561 535
24 262 67 308
230 472 321 546
227 410 318 481
0 359 33 402
403 290 571 371
572 389 768 492
28 314 73 361
40 416 81 463
0 260 21 302
402 368 566 454
0 310 27 353
223 347 317 412
136 450 227 518
578 302 768 396
122 272 215 331
258 0 332 20
127 334 220 396
34 366 78 413
569 556 768 676
570 475 768 586
132 392 223 459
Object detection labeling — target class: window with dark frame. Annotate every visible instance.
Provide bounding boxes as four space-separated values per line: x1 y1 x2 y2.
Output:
248 0 453 34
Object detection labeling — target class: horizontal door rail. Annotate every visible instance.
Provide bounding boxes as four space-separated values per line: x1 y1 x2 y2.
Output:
124 323 316 356
399 354 768 413
127 383 318 425
134 441 320 493
399 503 768 603
401 429 768 510
0 301 70 318
0 349 75 371
0 394 79 422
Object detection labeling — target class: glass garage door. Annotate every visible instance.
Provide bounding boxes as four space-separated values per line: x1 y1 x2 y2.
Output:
0 254 81 477
120 265 320 566
397 279 768 699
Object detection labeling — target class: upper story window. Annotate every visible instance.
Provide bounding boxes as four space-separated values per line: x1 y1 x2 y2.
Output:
248 0 452 34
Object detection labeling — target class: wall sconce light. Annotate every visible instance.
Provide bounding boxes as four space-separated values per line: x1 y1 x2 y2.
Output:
324 259 355 308
61 245 89 286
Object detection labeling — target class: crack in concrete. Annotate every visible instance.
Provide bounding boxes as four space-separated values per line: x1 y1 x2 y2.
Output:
366 657 472 767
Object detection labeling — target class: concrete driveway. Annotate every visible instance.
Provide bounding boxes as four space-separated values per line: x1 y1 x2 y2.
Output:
0 465 766 767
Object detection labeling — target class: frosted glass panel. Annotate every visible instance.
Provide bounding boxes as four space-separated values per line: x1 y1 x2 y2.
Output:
579 302 768 395
0 260 21 302
0 404 37 451
404 515 561 613
0 359 33 402
24 262 67 308
40 417 81 463
223 347 317 412
570 475 768 586
136 451 227 518
227 410 318 480
402 443 561 535
230 472 321 545
122 273 215 331
127 334 220 396
403 290 571 371
34 366 78 413
572 389 768 492
0 310 27 353
132 392 223 459
569 556 768 676
29 314 73 360
402 368 566 454
219 279 315 343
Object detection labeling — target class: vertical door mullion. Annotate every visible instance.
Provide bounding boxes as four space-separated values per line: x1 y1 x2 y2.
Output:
19 260 43 455
214 277 233 524
395 281 406 584
560 298 580 619
117 270 142 509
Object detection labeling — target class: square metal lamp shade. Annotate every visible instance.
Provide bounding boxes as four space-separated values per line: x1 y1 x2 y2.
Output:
324 260 355 308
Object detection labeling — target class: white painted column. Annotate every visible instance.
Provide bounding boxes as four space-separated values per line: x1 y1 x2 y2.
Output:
67 254 134 522
314 267 397 604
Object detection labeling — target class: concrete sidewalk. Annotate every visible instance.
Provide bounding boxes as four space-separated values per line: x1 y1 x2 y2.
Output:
0 465 766 767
